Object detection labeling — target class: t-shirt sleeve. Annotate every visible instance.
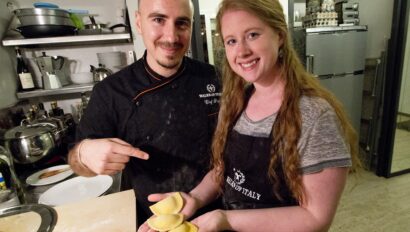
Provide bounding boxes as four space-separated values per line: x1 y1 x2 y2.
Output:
298 104 352 174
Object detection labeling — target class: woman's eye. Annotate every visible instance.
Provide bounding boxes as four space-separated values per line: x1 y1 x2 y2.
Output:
248 32 260 40
225 39 236 46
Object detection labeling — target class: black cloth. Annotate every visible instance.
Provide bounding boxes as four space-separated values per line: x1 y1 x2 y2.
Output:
76 52 221 223
222 130 298 210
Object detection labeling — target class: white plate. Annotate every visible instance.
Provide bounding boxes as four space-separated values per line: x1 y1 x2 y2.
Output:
26 164 74 186
38 175 113 206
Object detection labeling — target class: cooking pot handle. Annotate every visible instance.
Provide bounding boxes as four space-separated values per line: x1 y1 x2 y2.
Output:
30 122 58 129
109 24 129 31
20 118 30 126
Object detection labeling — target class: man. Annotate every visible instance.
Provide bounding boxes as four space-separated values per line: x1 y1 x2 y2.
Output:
68 0 221 225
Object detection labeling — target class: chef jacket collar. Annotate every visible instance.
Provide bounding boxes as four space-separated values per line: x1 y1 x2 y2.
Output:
142 50 186 82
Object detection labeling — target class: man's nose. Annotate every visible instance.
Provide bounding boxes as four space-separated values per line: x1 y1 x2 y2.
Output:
163 23 179 43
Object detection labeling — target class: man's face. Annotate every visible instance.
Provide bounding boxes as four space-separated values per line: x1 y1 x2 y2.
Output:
136 0 193 76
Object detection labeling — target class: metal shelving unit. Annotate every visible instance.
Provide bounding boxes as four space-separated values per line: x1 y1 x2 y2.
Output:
16 83 94 99
2 32 131 47
1 32 131 99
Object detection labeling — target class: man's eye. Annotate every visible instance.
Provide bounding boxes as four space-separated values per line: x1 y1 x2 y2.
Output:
176 20 190 29
153 18 164 24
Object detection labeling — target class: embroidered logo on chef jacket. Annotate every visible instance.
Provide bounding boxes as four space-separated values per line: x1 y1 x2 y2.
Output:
226 168 261 200
199 84 221 105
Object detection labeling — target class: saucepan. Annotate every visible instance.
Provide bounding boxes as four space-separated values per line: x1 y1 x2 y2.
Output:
1 120 62 164
78 16 129 35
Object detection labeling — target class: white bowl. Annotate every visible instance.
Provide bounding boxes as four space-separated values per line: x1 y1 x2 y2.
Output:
70 72 94 84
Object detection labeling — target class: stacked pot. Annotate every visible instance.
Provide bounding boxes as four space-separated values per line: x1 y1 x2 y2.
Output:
14 8 76 38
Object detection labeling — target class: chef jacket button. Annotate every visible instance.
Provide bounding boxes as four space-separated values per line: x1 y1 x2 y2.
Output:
146 135 152 141
171 83 178 89
135 101 141 106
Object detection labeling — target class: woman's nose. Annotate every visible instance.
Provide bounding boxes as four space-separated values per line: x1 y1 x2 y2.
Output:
237 40 251 57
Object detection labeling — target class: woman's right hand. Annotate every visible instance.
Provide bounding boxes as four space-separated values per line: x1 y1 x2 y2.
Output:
147 192 200 219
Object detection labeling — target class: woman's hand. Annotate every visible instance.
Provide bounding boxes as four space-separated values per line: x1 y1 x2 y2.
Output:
191 209 231 232
147 192 200 219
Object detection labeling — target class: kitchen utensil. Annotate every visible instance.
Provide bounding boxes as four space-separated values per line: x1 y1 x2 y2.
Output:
38 175 113 206
39 167 71 179
13 8 76 38
26 165 73 186
85 15 107 30
35 52 70 88
0 204 57 232
2 121 58 164
90 64 113 82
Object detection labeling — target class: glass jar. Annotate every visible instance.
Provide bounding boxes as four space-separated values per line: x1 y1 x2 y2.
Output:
0 146 23 209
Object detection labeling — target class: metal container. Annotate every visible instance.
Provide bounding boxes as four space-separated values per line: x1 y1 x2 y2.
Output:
2 124 56 164
90 64 113 82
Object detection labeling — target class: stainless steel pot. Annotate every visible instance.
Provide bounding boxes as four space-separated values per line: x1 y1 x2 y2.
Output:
2 123 57 164
13 8 76 38
14 8 74 26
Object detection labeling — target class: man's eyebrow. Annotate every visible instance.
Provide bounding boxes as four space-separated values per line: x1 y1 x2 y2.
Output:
176 16 191 23
148 12 167 18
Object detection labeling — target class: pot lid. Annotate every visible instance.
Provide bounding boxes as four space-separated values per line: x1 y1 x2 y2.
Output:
0 204 57 232
3 125 51 140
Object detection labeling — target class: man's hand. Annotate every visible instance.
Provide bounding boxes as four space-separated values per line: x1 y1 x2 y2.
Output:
73 138 149 175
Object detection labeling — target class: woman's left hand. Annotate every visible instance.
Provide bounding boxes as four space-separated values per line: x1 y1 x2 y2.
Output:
191 209 231 232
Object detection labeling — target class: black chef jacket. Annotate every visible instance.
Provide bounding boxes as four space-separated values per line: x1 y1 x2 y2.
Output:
76 52 221 223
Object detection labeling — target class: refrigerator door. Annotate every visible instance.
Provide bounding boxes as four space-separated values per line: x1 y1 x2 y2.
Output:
320 73 364 132
306 30 367 76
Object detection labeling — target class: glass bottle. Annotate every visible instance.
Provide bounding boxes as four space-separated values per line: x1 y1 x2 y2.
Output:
16 48 35 91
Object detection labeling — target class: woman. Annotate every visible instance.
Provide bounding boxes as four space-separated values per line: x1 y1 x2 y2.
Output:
140 0 360 231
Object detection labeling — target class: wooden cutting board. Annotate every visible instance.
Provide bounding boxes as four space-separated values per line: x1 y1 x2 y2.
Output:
53 190 136 232
0 190 136 232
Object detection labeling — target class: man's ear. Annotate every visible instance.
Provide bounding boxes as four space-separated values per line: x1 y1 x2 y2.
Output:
136 11 142 34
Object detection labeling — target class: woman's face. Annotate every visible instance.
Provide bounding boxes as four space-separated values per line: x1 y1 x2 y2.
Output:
221 9 283 85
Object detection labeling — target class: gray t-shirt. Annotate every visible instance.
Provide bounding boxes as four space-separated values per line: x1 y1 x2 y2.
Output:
233 96 352 174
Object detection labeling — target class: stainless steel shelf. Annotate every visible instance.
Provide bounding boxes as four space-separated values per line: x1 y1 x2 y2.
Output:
16 83 94 99
2 33 131 47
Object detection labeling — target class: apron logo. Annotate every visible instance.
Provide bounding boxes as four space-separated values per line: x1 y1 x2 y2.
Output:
226 168 261 201
198 84 221 105
233 168 245 185
206 84 216 93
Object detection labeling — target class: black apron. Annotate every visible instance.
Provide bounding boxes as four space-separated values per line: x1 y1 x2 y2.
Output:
222 130 298 210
